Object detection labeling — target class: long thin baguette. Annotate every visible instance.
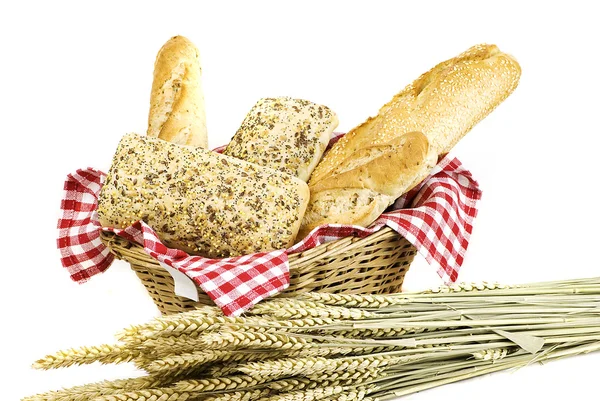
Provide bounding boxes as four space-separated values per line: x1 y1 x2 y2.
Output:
98 133 309 258
298 44 520 238
147 36 208 147
309 44 521 186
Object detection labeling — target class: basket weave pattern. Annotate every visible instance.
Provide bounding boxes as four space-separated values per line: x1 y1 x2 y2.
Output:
100 228 416 315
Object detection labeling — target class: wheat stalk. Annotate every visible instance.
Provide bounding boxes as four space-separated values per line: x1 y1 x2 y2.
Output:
141 349 293 377
236 317 337 333
32 344 140 369
237 354 408 379
204 363 243 377
202 331 312 350
90 387 195 401
300 293 400 308
252 305 375 320
427 282 513 294
116 306 226 341
249 299 327 314
25 277 600 401
122 315 268 344
140 335 208 357
174 375 266 393
471 348 511 361
21 377 163 401
204 388 272 401
267 369 384 392
258 386 346 401
331 388 369 401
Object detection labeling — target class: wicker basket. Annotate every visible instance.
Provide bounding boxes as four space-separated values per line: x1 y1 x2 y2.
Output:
100 228 416 315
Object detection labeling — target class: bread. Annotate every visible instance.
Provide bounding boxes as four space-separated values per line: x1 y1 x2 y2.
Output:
222 97 338 181
298 132 436 239
98 133 309 258
147 36 208 148
309 44 521 185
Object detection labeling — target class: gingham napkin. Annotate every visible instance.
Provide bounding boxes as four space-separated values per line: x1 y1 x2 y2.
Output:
58 134 481 316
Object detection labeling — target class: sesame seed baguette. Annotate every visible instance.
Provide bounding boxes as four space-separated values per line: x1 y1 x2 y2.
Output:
223 97 339 181
300 44 520 238
308 44 521 185
98 133 309 258
148 36 208 148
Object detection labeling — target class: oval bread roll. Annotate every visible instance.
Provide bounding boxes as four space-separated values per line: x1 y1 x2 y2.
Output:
98 133 309 258
223 97 339 182
147 36 208 148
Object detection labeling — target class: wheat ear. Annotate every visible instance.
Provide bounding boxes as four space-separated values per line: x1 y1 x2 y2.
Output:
32 344 140 369
204 388 272 401
90 387 195 401
141 349 292 377
238 355 403 379
300 293 399 308
258 386 346 401
203 331 312 350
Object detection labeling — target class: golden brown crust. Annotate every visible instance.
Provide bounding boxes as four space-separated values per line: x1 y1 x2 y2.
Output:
309 44 521 186
147 36 208 147
309 132 434 196
297 191 389 240
298 132 436 239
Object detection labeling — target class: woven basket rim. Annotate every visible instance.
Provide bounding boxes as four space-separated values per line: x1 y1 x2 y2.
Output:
99 226 401 269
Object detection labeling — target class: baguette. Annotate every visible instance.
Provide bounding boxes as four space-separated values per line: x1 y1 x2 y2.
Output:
298 132 436 239
147 36 208 147
223 97 338 181
309 44 521 186
98 133 309 258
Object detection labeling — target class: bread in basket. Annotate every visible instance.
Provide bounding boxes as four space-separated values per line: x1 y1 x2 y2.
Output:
59 40 518 316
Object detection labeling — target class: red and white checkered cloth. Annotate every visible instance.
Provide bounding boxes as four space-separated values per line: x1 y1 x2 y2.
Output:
58 134 481 316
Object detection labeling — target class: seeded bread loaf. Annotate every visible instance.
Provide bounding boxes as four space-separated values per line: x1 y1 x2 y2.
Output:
309 44 521 185
223 97 338 182
98 133 309 258
298 132 436 239
147 36 208 148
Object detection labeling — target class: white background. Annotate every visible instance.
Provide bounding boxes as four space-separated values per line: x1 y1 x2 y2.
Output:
2 1 599 399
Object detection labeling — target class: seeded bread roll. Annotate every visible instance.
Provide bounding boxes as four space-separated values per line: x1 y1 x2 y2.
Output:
98 133 309 258
223 97 338 182
298 132 436 239
147 36 208 148
309 44 521 185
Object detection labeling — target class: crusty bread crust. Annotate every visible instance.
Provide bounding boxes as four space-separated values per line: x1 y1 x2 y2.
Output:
309 44 521 186
310 132 435 196
298 132 436 240
147 36 208 148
